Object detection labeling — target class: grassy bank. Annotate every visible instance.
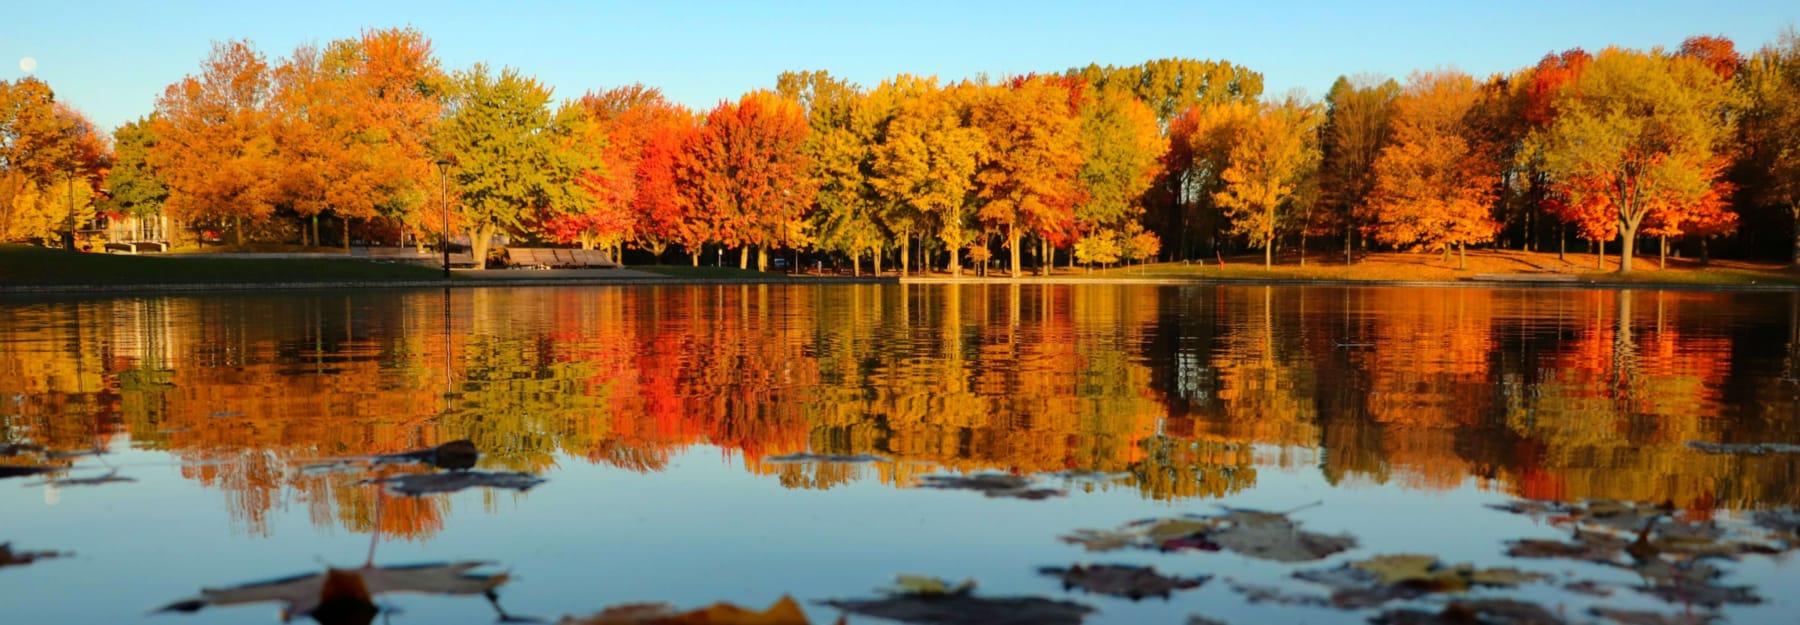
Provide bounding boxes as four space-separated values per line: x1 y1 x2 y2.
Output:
631 265 776 279
0 244 444 286
1077 249 1800 287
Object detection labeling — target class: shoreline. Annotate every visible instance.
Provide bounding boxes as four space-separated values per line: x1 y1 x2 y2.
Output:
6 272 1800 298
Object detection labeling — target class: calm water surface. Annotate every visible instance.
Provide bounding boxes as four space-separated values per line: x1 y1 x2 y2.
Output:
2 284 1798 624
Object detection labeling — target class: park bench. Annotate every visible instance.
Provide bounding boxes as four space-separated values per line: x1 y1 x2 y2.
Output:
505 247 619 269
362 247 478 268
103 241 168 254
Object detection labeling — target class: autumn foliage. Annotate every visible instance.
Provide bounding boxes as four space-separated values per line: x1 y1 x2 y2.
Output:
10 30 1800 272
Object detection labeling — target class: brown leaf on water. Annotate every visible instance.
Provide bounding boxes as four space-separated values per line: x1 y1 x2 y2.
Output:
1037 564 1209 600
1372 599 1566 625
1295 554 1550 608
0 542 68 568
157 561 509 623
1590 607 1719 625
1058 504 1354 562
373 440 481 470
0 465 56 479
559 595 816 625
822 593 1093 625
917 474 1064 500
1225 579 1332 608
1632 579 1759 608
369 471 544 496
1504 536 1626 562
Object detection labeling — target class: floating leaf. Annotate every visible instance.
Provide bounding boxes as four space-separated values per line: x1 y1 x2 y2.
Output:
1632 580 1759 608
0 465 56 479
158 561 509 622
1037 564 1209 600
1372 599 1566 625
1225 580 1331 608
370 471 544 496
1059 505 1353 562
559 595 813 625
885 575 976 596
1505 535 1626 562
29 469 135 487
1563 580 1614 597
0 542 68 568
373 440 481 470
1590 607 1718 625
1186 616 1229 625
1058 529 1140 552
822 593 1092 625
1296 554 1550 608
917 474 1063 500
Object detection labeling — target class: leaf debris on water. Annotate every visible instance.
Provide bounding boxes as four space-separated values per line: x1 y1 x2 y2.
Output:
916 474 1064 500
1037 564 1209 600
1060 504 1355 562
369 471 545 496
559 594 815 624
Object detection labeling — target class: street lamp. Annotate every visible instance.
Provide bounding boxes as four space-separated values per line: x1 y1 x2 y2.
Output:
435 158 452 279
65 164 76 251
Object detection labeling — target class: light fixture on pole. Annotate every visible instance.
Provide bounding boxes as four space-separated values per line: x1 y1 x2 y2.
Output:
436 158 452 279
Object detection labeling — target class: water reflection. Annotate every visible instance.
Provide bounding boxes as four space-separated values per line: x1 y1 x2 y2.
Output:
2 285 1797 540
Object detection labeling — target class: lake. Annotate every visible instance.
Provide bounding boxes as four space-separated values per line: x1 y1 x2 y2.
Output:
2 283 1798 625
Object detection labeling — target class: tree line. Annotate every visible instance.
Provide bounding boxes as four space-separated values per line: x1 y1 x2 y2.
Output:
4 27 1800 272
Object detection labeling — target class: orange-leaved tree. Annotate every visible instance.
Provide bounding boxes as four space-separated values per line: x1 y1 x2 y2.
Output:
1365 69 1502 269
150 40 278 247
674 90 813 270
1530 47 1737 273
971 76 1085 277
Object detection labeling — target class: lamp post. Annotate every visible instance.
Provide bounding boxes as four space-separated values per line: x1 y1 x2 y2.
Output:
65 164 76 251
436 158 451 279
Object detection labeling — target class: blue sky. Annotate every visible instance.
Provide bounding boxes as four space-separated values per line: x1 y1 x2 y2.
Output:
4 1 1796 132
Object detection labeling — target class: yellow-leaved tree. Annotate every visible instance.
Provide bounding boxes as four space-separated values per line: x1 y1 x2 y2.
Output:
1213 99 1321 267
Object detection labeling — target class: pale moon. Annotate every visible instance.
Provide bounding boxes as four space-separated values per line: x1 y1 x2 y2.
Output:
19 57 36 73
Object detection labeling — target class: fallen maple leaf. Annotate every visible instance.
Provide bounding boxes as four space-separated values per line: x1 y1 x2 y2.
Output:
558 595 821 625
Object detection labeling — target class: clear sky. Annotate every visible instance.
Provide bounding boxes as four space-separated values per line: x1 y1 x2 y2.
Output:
4 1 1796 132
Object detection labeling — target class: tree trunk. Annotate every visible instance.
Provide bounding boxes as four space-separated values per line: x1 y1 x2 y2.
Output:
947 239 962 277
471 224 494 269
342 218 350 252
739 247 749 270
900 236 910 277
234 216 243 247
1008 226 1021 278
1595 238 1603 270
1039 237 1052 277
1618 233 1635 273
1791 204 1800 265
757 247 768 272
853 253 861 277
1299 230 1308 267
1458 243 1466 270
1659 236 1666 270
1559 223 1566 262
1264 240 1272 267
1345 226 1353 266
690 250 699 266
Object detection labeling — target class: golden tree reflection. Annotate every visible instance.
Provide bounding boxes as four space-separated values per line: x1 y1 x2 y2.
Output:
2 284 1797 540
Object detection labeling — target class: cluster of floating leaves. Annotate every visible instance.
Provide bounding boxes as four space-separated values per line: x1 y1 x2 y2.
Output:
27 434 1790 625
1060 503 1358 562
303 440 545 497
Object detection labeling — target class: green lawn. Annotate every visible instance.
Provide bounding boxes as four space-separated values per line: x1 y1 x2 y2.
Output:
0 244 445 286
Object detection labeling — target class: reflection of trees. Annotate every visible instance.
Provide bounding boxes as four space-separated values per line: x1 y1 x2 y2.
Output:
4 284 1800 543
